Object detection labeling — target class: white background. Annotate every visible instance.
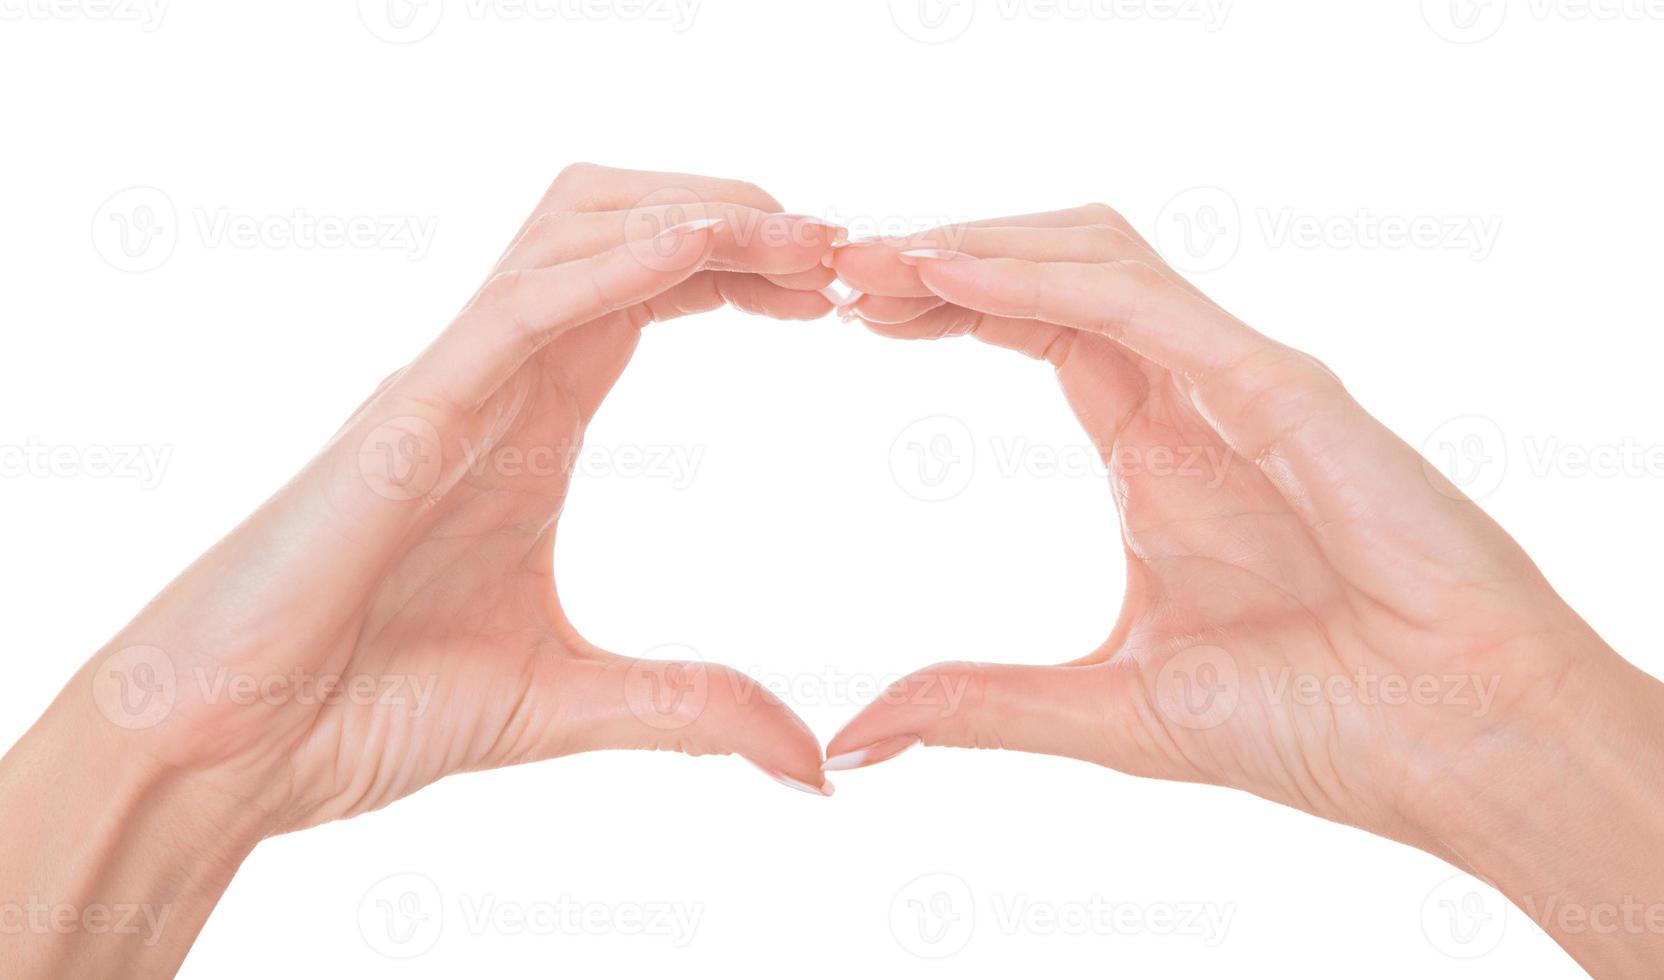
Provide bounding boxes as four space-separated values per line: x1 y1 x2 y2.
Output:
3 1 1662 976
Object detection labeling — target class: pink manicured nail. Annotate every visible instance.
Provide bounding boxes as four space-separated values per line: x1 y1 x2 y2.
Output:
656 217 725 243
897 248 974 265
821 734 922 772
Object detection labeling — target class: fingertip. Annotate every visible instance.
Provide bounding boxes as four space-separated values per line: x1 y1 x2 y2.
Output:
749 759 836 797
829 240 936 298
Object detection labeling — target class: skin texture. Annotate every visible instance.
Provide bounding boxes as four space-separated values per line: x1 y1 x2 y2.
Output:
825 207 1664 977
2 180 1661 977
0 165 842 977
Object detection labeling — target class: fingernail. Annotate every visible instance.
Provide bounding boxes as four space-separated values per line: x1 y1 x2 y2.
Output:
832 237 881 251
897 248 974 265
783 215 850 246
822 734 922 772
751 760 835 796
657 217 725 243
775 773 836 796
819 285 853 308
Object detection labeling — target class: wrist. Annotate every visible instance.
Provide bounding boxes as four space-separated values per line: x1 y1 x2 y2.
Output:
0 673 269 977
1411 638 1664 975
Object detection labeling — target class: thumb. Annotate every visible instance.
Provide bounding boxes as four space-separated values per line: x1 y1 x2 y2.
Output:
535 653 833 796
824 660 1130 773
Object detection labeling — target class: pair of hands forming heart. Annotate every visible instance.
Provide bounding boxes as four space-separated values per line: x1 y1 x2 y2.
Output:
15 163 1662 976
63 161 1619 835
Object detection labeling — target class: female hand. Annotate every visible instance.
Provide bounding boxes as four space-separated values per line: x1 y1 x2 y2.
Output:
0 163 840 978
824 206 1664 977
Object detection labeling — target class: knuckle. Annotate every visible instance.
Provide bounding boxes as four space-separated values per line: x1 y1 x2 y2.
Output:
728 178 781 211
1213 344 1344 455
1085 223 1136 254
553 161 604 187
1110 257 1172 293
481 267 525 306
516 211 565 247
526 210 563 233
1080 201 1129 228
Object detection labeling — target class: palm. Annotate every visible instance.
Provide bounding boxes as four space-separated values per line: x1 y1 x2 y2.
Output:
275 320 640 830
828 217 1585 840
1048 330 1575 841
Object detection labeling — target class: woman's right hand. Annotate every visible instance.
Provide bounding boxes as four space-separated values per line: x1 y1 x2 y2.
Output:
825 205 1664 977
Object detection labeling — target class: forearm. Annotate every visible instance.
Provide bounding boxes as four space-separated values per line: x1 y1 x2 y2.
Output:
0 680 267 978
1425 646 1664 978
